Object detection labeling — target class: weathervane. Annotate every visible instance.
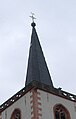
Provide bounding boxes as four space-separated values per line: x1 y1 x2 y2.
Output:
30 12 36 23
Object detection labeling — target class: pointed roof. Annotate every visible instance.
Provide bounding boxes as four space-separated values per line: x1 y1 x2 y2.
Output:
25 22 53 87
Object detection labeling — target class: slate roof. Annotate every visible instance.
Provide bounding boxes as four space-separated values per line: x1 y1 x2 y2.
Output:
25 22 53 87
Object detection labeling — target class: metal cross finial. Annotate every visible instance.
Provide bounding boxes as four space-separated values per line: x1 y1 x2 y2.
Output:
30 12 36 22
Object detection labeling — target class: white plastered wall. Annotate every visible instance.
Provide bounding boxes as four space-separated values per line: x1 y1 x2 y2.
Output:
1 92 31 119
1 89 76 119
37 89 76 119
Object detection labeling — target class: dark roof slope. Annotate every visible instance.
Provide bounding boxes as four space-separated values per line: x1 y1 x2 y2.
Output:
25 22 53 87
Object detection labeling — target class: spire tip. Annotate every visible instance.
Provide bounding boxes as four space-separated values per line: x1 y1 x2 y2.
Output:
30 13 36 27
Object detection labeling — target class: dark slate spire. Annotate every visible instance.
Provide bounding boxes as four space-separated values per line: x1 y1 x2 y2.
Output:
25 22 53 87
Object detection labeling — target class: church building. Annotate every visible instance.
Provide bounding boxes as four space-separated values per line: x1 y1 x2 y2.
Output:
0 21 76 119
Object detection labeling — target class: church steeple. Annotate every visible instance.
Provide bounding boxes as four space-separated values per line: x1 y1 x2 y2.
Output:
25 21 53 87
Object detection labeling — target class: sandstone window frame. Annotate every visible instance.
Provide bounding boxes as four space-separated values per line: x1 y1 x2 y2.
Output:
53 104 71 119
10 108 21 119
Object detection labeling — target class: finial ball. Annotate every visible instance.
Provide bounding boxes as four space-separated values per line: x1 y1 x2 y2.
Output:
31 22 36 27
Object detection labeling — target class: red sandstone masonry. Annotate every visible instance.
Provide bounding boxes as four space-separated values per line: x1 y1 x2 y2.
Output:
30 89 42 119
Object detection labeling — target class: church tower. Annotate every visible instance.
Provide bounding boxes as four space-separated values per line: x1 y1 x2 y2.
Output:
0 21 76 119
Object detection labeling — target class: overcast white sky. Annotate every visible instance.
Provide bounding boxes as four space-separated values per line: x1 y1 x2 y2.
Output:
0 0 76 104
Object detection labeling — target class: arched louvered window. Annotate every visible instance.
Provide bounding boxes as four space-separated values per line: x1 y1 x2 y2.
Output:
10 108 21 119
53 104 71 119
